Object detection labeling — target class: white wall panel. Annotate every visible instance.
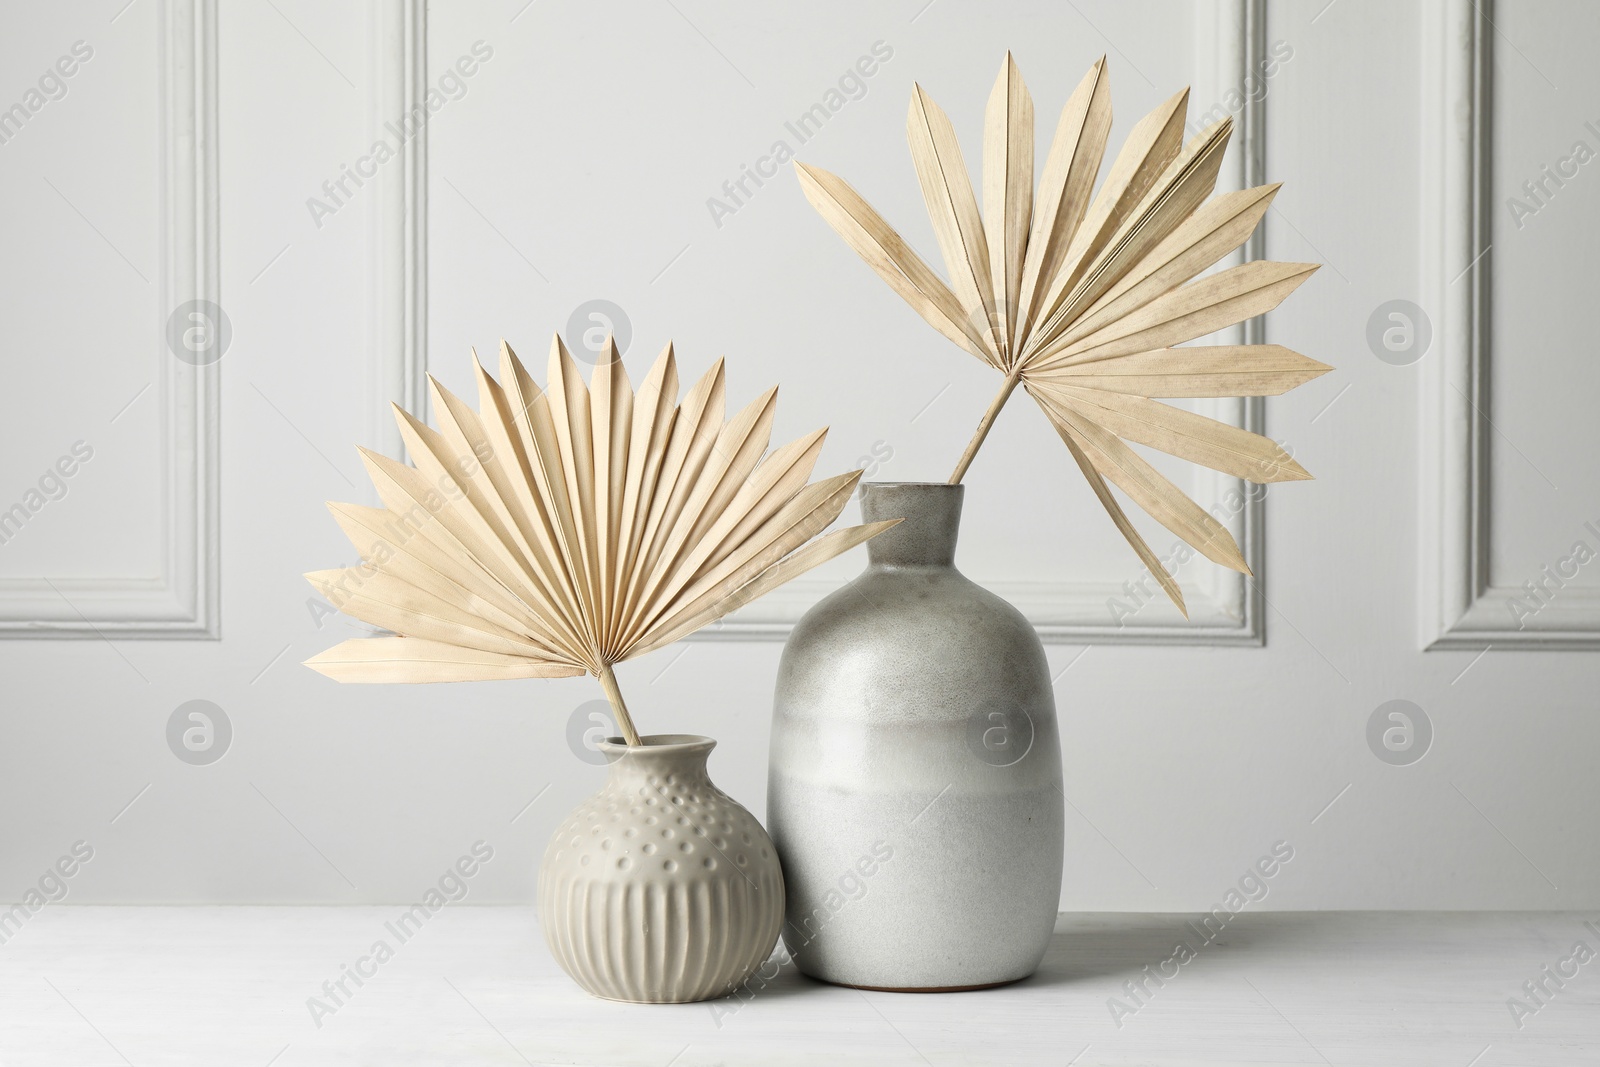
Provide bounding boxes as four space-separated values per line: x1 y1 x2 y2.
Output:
425 0 1285 645
1422 0 1600 648
0 0 217 636
0 0 1594 914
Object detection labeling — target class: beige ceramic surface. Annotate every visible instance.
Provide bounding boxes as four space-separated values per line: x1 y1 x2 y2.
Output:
538 735 784 1003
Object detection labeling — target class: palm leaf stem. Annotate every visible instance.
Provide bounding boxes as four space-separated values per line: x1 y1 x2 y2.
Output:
948 366 1024 484
596 662 642 746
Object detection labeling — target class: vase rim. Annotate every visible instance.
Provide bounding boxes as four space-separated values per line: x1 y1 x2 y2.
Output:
858 482 963 567
595 733 716 756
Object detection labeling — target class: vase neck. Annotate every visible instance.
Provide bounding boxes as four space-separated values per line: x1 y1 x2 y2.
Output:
860 482 963 568
597 734 715 789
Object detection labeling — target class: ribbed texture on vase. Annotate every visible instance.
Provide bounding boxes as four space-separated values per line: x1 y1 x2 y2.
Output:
538 737 784 1003
539 864 783 1002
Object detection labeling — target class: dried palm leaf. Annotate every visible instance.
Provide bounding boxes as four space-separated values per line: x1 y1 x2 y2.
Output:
796 52 1332 613
305 337 899 744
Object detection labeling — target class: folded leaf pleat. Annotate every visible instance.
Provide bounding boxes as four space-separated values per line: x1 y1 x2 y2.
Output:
307 341 895 683
794 55 1331 611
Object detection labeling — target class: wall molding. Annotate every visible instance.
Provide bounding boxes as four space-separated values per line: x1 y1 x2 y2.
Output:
694 577 1257 646
1420 0 1600 649
707 0 1270 645
367 0 429 460
1186 0 1267 646
0 0 220 639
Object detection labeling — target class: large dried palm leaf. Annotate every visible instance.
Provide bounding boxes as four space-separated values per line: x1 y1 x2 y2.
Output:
305 337 898 743
795 53 1331 613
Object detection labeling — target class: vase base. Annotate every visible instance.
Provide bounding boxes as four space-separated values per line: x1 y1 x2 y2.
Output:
815 975 1028 994
586 989 735 1005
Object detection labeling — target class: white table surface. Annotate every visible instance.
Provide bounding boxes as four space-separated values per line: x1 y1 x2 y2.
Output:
1 907 1595 1065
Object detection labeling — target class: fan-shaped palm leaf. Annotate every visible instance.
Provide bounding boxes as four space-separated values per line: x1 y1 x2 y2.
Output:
305 337 898 743
795 53 1332 613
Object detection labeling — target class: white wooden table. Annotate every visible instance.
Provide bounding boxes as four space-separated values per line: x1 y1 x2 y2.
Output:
1 907 1594 1065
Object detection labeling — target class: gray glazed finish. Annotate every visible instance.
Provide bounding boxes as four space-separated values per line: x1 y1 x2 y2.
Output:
768 483 1064 989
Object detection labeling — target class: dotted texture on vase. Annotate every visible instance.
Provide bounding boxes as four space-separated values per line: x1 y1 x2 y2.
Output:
538 741 784 1003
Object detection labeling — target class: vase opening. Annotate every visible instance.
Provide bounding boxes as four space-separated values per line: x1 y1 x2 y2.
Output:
595 734 716 774
859 482 963 568
596 733 715 751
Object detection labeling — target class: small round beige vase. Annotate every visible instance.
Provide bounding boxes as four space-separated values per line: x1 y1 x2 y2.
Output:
538 734 784 1003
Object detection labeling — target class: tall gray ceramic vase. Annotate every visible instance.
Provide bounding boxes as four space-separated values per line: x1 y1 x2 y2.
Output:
768 482 1063 990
